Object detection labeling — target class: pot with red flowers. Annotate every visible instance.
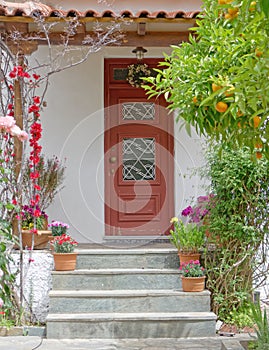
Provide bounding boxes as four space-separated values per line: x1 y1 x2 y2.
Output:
21 205 51 250
180 260 206 292
51 234 78 271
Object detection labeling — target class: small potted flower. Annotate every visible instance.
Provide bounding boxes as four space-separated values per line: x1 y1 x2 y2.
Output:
169 217 205 266
48 221 69 236
51 234 78 271
21 205 51 249
180 260 206 292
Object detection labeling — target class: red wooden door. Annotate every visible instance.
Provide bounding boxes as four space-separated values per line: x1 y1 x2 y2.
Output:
104 59 174 236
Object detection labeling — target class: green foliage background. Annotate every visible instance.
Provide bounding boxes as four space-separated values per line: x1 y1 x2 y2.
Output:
203 145 269 320
144 0 269 158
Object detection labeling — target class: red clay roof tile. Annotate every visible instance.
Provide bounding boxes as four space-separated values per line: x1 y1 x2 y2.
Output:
0 1 200 19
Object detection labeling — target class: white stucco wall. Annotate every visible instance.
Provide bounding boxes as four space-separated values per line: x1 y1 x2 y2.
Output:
35 46 206 244
11 251 54 323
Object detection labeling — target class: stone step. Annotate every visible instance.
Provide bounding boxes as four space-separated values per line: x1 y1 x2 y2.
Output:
46 312 217 339
49 289 211 313
52 268 182 290
76 248 179 269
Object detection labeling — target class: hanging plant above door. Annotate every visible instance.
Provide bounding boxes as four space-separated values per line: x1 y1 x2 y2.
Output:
126 63 151 88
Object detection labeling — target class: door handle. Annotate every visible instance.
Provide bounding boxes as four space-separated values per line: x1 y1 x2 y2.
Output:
109 156 117 163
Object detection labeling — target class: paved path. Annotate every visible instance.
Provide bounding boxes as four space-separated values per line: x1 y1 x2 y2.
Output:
0 335 253 350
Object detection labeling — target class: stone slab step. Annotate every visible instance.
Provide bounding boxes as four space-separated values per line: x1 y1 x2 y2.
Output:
52 268 181 290
46 312 217 339
49 289 211 313
76 248 179 269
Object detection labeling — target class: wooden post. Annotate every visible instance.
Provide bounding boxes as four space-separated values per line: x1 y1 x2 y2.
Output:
7 41 38 238
14 50 24 181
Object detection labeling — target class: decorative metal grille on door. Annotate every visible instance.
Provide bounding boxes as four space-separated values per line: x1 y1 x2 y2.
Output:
122 102 155 121
122 138 155 181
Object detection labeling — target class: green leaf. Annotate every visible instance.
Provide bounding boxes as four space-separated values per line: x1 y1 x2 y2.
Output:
260 0 269 18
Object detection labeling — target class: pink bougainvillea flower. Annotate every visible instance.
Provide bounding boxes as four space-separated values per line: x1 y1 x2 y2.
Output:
9 71 16 79
30 171 40 179
33 209 41 217
28 105 40 113
33 96 40 104
33 73 40 80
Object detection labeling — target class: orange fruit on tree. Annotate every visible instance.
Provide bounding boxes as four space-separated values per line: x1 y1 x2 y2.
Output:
249 1 256 11
225 13 233 19
255 49 263 57
215 101 228 113
225 87 235 97
256 152 262 159
212 83 222 92
237 110 243 117
253 116 261 128
218 0 232 4
192 96 198 104
228 7 239 15
255 142 263 149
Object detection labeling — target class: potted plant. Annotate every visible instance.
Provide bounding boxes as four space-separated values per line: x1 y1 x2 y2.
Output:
180 260 206 292
51 234 78 271
48 221 69 237
169 217 205 265
21 205 51 249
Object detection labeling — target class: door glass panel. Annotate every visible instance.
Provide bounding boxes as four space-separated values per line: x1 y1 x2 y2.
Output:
122 102 155 120
113 68 128 81
122 138 155 181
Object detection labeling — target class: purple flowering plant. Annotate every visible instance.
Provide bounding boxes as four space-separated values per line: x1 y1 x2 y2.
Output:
179 260 206 277
181 195 214 223
48 221 69 236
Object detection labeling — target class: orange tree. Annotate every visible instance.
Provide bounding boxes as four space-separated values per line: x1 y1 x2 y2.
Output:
144 0 269 159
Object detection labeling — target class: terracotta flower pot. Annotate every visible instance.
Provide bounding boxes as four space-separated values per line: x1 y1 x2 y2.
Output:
181 276 206 292
178 252 201 266
21 230 52 250
53 252 77 271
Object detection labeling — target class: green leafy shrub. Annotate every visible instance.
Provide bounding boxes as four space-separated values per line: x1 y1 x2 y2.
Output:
203 145 269 319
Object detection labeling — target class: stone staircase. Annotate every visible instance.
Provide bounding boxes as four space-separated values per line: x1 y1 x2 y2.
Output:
46 246 217 339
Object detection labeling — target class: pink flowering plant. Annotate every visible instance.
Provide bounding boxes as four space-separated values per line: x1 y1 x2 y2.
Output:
21 205 48 231
51 234 78 253
180 260 206 278
48 221 69 236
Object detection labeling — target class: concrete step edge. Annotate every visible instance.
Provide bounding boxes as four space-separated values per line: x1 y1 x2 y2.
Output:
47 312 217 322
77 248 177 255
52 268 180 275
49 289 211 297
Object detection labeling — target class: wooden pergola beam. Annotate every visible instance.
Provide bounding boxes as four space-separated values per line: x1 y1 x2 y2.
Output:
3 31 189 47
0 15 196 25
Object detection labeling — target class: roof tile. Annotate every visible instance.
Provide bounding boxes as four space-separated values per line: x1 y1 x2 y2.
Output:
0 1 200 19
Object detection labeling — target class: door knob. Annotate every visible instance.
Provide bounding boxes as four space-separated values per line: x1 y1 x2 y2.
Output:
109 156 117 163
